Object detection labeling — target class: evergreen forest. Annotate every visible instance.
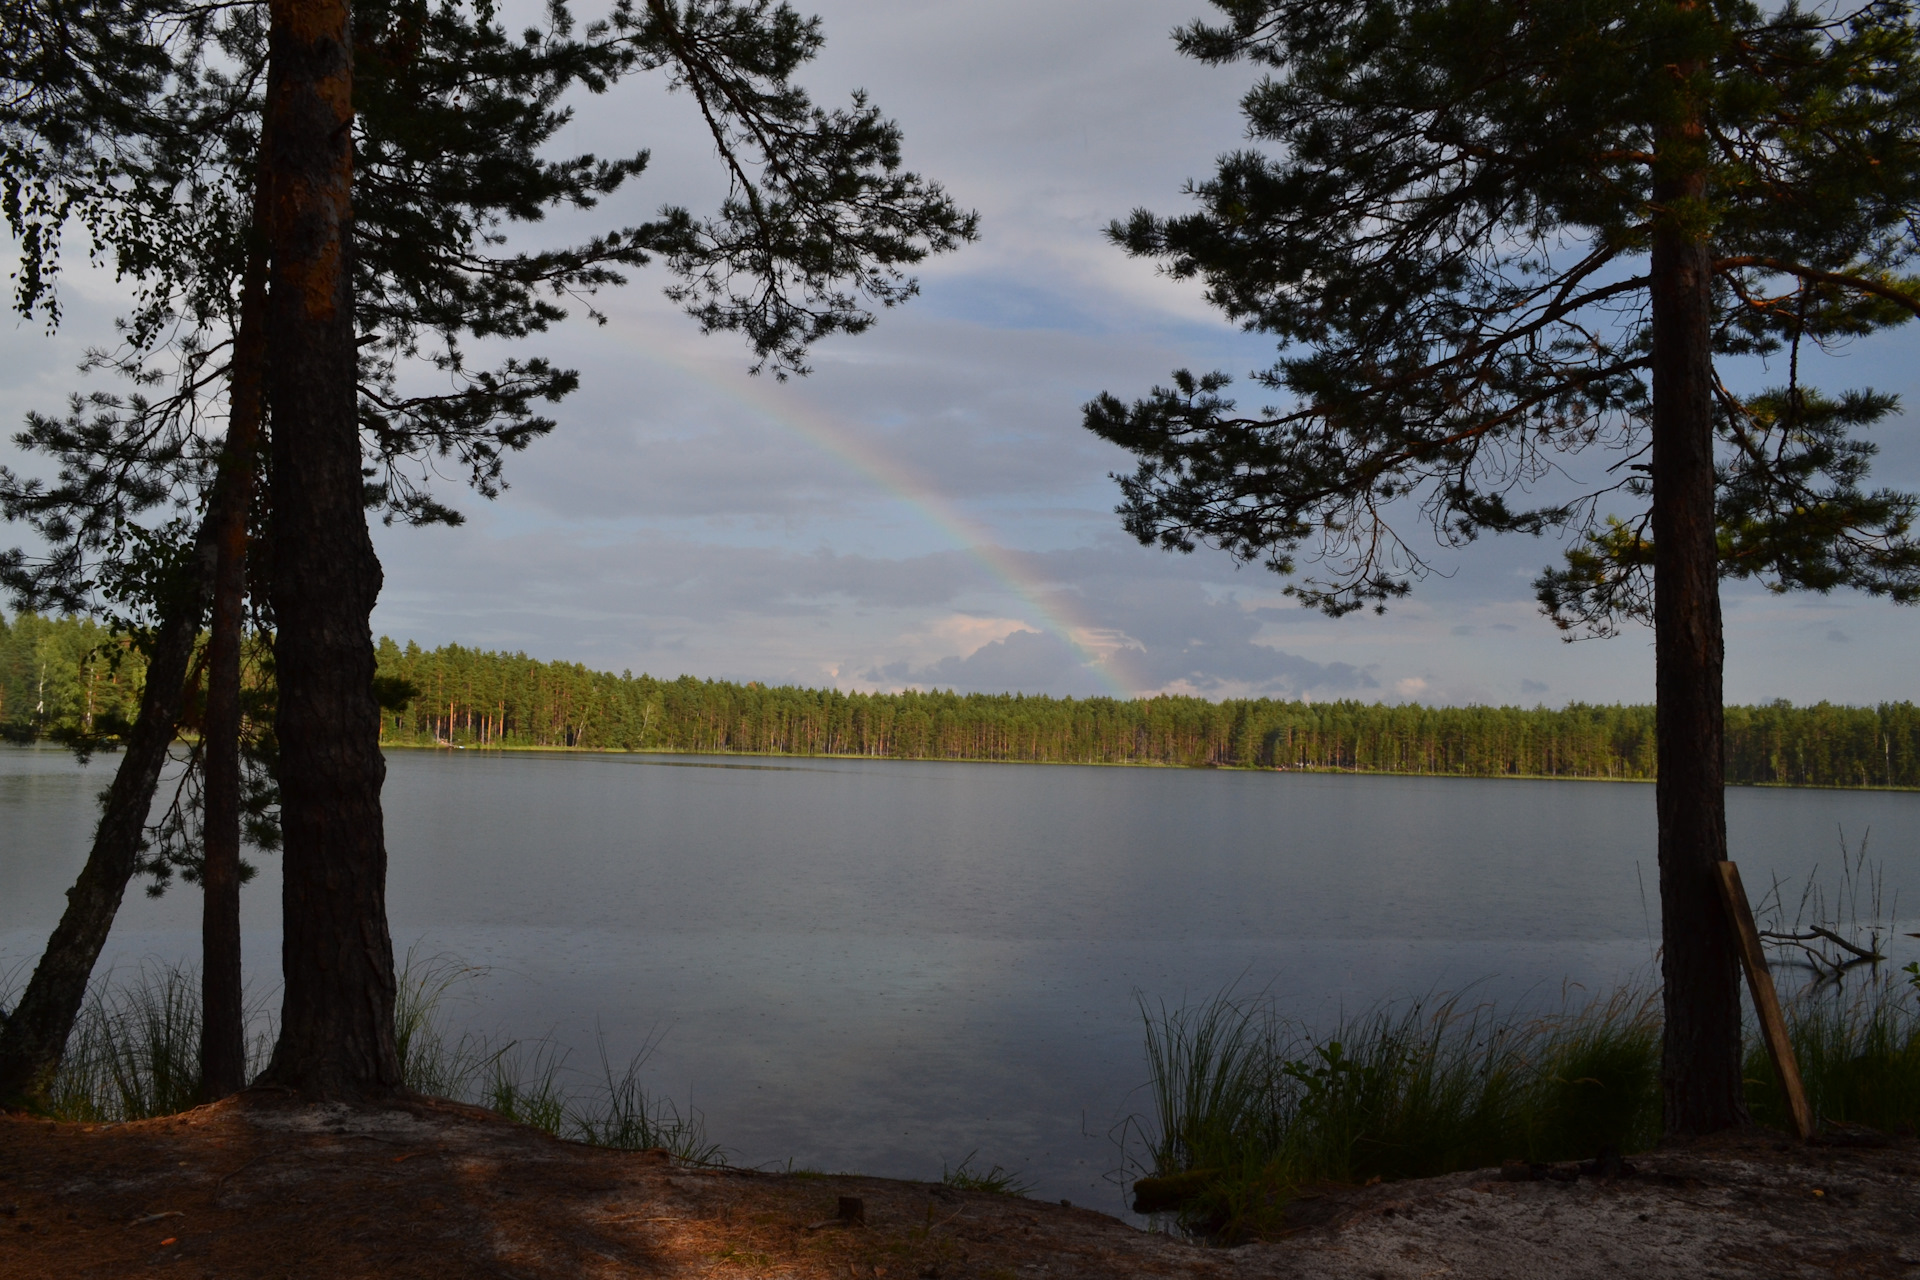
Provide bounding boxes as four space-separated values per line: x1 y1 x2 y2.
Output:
2 612 1915 788
0 612 148 743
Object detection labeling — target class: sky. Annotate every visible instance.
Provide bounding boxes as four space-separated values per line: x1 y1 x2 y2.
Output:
3 0 1918 707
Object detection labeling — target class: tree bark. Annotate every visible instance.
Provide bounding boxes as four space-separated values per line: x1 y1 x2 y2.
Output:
253 0 400 1099
1650 88 1746 1136
196 231 270 1104
0 529 216 1110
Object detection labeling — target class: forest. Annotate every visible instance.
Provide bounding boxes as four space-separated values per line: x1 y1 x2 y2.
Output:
3 612 1913 788
0 612 149 743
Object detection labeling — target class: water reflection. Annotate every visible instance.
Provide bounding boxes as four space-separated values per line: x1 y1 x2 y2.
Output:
3 744 1915 1209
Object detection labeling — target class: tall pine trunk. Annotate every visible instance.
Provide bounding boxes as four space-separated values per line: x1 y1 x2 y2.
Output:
196 229 270 1103
254 0 401 1099
1649 87 1746 1136
0 528 216 1109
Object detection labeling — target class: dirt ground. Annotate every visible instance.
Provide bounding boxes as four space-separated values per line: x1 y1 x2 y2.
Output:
2 1093 1916 1279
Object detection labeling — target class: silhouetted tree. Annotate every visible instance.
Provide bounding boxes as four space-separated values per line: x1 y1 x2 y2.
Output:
1085 0 1920 1134
2 0 975 1103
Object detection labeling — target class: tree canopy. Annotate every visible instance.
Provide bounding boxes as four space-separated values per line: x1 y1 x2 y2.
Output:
2 0 978 611
0 0 976 1104
1084 0 1920 1135
1087 0 1920 626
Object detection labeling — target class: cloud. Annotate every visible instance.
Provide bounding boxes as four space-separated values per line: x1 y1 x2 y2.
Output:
9 0 1918 709
372 517 1384 698
866 628 1093 696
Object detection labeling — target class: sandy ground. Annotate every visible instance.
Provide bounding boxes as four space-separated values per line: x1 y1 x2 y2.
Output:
2 1093 1916 1279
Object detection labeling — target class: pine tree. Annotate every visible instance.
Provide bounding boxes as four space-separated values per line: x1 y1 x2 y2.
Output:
1 0 975 1104
1083 0 1920 1133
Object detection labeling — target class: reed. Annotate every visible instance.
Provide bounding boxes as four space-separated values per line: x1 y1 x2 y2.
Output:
1133 982 1661 1237
3 950 724 1165
7 960 274 1123
393 950 499 1099
391 949 725 1165
1135 972 1920 1240
1749 967 1920 1133
940 1151 1034 1195
567 1033 726 1165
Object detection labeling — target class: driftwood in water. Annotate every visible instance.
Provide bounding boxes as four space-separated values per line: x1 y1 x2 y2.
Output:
1757 924 1887 974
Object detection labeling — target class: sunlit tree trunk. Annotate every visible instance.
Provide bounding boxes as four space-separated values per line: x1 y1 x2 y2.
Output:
255 0 401 1100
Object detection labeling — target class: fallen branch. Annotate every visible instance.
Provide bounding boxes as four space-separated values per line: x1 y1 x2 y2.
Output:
1758 926 1884 964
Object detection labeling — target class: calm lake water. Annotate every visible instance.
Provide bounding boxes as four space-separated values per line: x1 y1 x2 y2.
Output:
3 743 1917 1209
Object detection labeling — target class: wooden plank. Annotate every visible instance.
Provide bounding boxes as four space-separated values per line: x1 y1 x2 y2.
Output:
1717 860 1815 1141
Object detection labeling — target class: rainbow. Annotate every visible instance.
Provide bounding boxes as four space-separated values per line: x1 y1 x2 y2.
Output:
652 355 1143 700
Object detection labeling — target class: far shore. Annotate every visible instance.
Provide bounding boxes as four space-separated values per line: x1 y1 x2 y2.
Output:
370 739 1920 792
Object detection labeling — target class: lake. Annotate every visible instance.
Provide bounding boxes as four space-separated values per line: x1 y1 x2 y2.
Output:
3 743 1917 1209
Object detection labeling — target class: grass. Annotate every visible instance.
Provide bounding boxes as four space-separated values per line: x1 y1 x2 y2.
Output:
1748 968 1920 1135
389 948 727 1164
568 1037 724 1161
1132 836 1920 1240
1131 982 1662 1238
10 893 1909 1234
15 960 275 1124
2 949 725 1165
940 1151 1034 1196
1133 967 1920 1241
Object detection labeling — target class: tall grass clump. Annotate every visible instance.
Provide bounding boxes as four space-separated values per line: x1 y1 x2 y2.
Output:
1748 967 1920 1135
1744 829 1920 1134
940 1151 1035 1195
54 962 206 1121
392 948 725 1164
566 1033 726 1165
4 961 271 1123
1134 984 1662 1239
1 950 721 1162
1137 963 1920 1241
394 950 500 1099
1134 838 1920 1240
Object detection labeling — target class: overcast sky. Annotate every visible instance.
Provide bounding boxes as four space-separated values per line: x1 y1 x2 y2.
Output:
4 0 1917 706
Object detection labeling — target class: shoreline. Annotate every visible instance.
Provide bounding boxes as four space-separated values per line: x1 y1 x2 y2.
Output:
2 1095 1913 1279
368 740 1920 793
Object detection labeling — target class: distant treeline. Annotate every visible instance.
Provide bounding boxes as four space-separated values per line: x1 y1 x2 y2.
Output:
3 614 1914 787
0 612 147 740
369 637 1920 789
